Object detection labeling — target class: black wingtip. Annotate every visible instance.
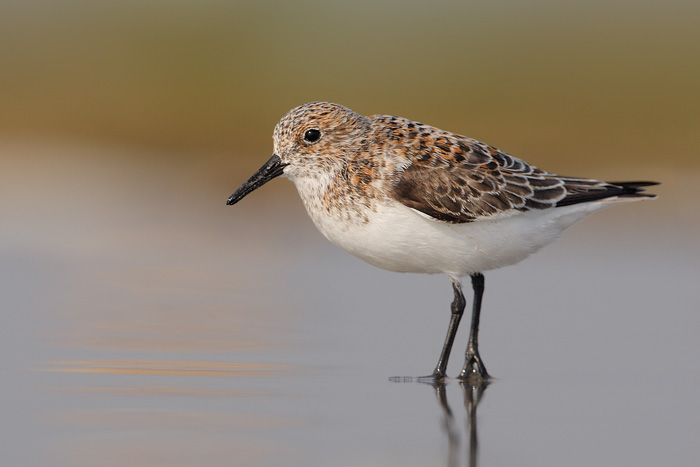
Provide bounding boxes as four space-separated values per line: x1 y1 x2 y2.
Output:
614 181 660 197
609 181 660 189
556 180 660 207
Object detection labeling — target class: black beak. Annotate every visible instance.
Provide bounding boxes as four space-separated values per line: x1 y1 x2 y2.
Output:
226 154 288 205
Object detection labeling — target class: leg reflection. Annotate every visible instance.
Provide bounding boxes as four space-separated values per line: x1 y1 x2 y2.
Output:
460 379 489 467
424 379 489 467
429 381 460 467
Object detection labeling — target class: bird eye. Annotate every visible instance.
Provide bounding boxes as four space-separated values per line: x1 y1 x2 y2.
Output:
303 129 321 143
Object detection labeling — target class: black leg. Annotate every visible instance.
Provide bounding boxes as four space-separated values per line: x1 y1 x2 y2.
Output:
429 278 466 380
459 273 490 381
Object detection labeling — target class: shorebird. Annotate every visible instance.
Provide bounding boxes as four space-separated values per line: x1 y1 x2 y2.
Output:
226 102 657 381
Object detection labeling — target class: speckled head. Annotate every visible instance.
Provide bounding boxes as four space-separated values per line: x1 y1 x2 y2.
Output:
272 102 369 179
226 102 368 205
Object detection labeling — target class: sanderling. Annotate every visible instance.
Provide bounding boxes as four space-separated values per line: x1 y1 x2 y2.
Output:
226 102 658 382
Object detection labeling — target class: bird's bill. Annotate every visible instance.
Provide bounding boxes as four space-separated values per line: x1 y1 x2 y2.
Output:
226 154 287 205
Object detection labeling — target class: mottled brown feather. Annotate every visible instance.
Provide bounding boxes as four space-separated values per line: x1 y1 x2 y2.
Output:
377 115 655 223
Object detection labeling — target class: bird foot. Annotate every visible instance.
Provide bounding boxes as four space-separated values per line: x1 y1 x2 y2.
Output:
458 352 490 382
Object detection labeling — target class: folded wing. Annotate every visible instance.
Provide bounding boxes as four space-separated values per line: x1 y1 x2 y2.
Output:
389 133 657 223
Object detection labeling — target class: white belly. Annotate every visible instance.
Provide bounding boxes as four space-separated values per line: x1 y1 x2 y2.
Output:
304 198 609 277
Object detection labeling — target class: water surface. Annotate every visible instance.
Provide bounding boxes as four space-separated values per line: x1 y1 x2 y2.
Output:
2 142 699 466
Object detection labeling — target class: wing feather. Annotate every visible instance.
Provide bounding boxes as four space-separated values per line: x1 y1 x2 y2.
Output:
380 119 656 223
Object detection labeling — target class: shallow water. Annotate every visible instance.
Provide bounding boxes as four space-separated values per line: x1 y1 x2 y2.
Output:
2 142 699 466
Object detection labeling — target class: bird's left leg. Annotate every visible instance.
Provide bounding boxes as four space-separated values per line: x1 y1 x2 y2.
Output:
459 273 490 382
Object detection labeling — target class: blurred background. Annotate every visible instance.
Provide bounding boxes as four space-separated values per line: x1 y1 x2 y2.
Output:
2 0 698 168
2 1 699 466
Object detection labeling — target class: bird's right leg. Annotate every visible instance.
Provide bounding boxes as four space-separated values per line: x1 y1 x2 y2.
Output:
425 277 466 381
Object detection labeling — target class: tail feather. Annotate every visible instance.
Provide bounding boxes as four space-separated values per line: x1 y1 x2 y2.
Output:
556 180 659 207
614 181 659 200
609 181 660 189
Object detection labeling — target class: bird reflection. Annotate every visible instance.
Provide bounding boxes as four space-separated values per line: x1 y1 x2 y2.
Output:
430 380 489 467
393 377 489 466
